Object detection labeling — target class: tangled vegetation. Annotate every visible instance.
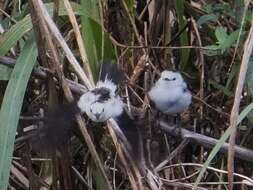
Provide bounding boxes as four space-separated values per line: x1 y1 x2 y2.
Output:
0 0 253 190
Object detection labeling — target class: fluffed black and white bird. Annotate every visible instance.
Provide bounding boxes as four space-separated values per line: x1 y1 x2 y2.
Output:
77 61 141 157
77 76 124 122
148 70 192 115
42 61 140 160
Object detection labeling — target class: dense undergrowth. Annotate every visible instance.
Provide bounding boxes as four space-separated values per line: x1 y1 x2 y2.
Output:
0 0 253 189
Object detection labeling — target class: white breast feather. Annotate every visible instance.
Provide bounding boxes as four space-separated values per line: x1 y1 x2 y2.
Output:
78 91 97 113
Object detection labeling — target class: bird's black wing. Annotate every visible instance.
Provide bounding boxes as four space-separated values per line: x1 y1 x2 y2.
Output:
99 60 124 85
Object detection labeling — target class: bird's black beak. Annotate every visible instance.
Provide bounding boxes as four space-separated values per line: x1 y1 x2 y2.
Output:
94 113 100 119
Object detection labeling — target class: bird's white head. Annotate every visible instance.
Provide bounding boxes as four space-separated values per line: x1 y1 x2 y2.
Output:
88 96 124 122
157 71 184 88
88 101 106 122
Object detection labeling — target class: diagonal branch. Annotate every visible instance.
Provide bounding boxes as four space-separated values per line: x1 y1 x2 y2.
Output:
159 121 253 163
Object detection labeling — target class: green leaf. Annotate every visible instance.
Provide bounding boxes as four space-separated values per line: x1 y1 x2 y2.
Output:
0 14 32 55
215 26 228 45
245 11 253 23
203 4 213 13
221 29 240 51
205 28 241 56
0 36 37 190
197 14 218 27
193 102 253 189
0 65 12 80
80 0 116 81
124 0 135 15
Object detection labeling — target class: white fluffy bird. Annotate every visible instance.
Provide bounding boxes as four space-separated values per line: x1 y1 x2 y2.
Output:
77 61 124 122
148 70 192 114
77 78 124 122
42 61 140 160
77 61 140 157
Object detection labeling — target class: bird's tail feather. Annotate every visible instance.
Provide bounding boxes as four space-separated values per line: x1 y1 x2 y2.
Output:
38 102 81 152
99 60 124 85
114 110 141 160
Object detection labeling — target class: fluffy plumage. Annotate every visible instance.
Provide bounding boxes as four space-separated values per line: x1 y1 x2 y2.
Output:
80 95 124 122
42 61 140 162
148 71 192 114
77 61 124 122
77 61 140 157
78 61 141 157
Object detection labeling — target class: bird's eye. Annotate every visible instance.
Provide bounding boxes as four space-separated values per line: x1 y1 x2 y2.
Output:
164 77 176 81
102 108 105 112
90 108 92 113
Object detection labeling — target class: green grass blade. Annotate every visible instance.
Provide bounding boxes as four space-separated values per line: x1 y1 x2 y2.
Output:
0 36 38 190
237 102 253 124
193 102 253 189
0 14 32 55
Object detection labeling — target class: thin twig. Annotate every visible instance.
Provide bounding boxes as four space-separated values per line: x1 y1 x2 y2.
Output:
109 35 211 49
